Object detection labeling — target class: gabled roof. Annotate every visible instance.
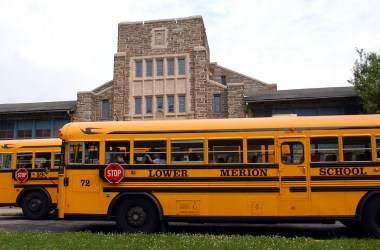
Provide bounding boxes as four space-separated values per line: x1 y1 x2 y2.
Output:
245 86 356 103
0 100 77 114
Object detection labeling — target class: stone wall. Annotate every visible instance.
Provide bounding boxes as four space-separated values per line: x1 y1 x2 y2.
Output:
227 83 246 118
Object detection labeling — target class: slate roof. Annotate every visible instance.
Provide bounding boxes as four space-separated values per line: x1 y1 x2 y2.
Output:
0 100 77 114
245 87 356 103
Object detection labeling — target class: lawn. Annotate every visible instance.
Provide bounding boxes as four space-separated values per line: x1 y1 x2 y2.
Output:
0 231 379 250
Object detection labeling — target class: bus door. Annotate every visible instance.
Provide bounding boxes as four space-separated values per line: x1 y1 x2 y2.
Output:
277 137 311 215
61 142 101 216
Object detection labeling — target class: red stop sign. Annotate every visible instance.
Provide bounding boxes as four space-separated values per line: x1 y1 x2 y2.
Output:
104 163 124 183
15 168 28 182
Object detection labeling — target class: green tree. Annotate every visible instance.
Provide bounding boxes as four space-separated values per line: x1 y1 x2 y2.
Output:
348 48 380 114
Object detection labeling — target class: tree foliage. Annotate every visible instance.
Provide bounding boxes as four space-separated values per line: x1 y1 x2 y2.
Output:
348 48 380 114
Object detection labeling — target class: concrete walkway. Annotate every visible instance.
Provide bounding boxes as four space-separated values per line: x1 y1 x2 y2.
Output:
0 207 23 216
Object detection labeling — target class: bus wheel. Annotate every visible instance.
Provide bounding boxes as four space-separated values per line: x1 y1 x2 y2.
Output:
116 198 158 233
21 191 49 220
362 197 380 237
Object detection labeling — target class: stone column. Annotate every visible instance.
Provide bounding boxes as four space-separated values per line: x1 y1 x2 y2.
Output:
227 83 245 118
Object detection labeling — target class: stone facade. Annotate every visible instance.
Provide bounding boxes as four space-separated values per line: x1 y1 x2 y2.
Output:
72 16 276 122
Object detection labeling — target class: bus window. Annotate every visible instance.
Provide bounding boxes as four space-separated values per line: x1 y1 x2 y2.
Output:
310 137 339 162
343 136 371 161
377 137 380 160
54 153 60 168
68 142 99 164
208 139 243 164
281 142 304 164
247 138 275 164
16 153 32 168
0 154 12 169
134 140 166 164
105 141 130 164
35 152 52 168
171 140 204 163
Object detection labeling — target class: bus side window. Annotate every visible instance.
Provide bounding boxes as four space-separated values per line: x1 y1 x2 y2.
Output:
281 142 304 164
310 137 339 162
0 154 12 169
35 152 52 168
16 153 32 168
105 141 130 164
247 138 275 164
68 142 99 164
377 137 380 160
343 136 371 162
208 139 243 164
54 153 60 169
134 140 166 165
171 140 204 163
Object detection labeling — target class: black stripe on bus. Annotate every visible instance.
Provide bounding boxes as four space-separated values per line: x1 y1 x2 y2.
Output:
20 145 61 149
311 175 380 181
103 187 280 193
310 162 380 168
281 176 306 181
14 184 57 188
290 187 307 192
28 177 58 181
67 164 279 170
112 177 279 182
311 186 380 192
104 125 380 135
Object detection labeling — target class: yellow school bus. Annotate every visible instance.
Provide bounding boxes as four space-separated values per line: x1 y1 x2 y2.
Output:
57 115 380 236
0 138 61 219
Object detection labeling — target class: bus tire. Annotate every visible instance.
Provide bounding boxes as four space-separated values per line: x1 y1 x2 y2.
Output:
362 197 380 237
116 198 158 233
21 191 50 220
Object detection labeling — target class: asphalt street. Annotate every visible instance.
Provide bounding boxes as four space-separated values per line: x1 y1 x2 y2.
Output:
0 207 367 238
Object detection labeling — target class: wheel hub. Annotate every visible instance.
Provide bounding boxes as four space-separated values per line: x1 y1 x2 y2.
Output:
127 206 147 227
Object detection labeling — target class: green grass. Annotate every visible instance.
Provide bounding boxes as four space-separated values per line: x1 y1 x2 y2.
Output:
0 231 379 250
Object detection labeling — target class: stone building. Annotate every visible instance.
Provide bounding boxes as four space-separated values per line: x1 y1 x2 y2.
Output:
0 16 362 140
73 16 276 122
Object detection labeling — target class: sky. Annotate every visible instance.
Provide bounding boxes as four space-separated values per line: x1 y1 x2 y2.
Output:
1 0 380 104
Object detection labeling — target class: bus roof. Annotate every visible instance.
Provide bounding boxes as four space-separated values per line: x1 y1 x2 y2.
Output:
0 138 61 150
60 115 380 140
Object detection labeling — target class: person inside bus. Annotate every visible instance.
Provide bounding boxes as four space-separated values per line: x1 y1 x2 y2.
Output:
144 152 166 164
188 152 198 161
116 155 127 164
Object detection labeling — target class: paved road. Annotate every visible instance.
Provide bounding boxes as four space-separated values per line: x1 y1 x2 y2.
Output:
0 207 365 238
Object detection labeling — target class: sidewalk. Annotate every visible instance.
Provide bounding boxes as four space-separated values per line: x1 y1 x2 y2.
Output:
0 207 23 216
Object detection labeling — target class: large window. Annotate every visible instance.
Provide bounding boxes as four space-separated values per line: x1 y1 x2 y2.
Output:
135 97 142 115
135 61 142 77
209 139 243 163
178 58 186 75
0 121 14 140
101 100 110 120
156 96 163 109
146 97 153 114
167 96 174 113
35 121 51 138
343 136 371 161
213 94 222 114
167 59 175 76
146 60 153 77
178 96 186 113
156 60 164 76
171 140 204 163
17 121 33 139
310 137 339 162
247 138 275 163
